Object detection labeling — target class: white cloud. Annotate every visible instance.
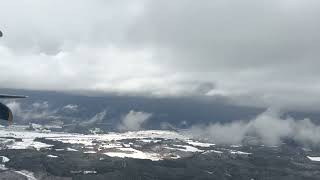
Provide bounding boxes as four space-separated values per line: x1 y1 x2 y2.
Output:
5 101 81 123
63 104 79 112
6 101 57 122
118 110 152 131
0 45 214 97
80 110 107 127
186 109 320 147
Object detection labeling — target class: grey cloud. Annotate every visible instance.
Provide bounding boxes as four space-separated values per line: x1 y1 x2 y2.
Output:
185 109 320 147
1 0 320 111
128 0 320 110
118 110 152 131
131 0 320 68
0 0 144 54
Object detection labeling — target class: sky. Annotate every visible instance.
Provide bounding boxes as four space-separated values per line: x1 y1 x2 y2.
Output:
1 0 320 112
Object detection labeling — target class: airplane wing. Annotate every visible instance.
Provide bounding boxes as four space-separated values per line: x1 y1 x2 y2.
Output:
0 94 27 122
0 103 13 121
0 94 27 98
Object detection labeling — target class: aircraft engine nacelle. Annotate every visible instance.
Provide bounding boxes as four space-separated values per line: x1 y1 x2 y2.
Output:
0 103 13 121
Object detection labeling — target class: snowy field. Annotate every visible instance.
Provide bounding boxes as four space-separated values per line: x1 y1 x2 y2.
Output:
0 125 254 161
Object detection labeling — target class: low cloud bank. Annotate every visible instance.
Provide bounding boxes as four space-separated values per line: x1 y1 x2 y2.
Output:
6 101 108 128
118 110 152 131
186 109 320 147
6 101 60 122
79 110 107 127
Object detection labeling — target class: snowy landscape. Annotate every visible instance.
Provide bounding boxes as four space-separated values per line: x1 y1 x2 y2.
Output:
0 125 320 179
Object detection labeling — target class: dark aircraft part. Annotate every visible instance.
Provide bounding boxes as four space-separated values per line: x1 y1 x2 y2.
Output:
0 30 2 37
0 94 27 98
0 103 13 122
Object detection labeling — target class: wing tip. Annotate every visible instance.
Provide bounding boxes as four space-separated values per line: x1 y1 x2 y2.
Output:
0 94 28 99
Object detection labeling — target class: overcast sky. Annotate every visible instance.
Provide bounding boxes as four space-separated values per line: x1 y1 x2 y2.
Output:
1 0 320 111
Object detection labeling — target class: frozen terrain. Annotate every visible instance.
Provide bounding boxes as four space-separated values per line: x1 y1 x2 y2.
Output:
0 125 320 179
0 125 220 161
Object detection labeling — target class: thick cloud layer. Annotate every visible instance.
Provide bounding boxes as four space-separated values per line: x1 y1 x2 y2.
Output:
186 109 320 147
1 0 320 111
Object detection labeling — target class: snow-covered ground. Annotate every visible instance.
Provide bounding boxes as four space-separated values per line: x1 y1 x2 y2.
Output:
47 155 58 158
0 156 10 163
14 170 37 180
307 156 320 162
104 147 161 161
0 125 250 161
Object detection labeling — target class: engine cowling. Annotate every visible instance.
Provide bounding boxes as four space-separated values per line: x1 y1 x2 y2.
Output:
0 103 13 121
